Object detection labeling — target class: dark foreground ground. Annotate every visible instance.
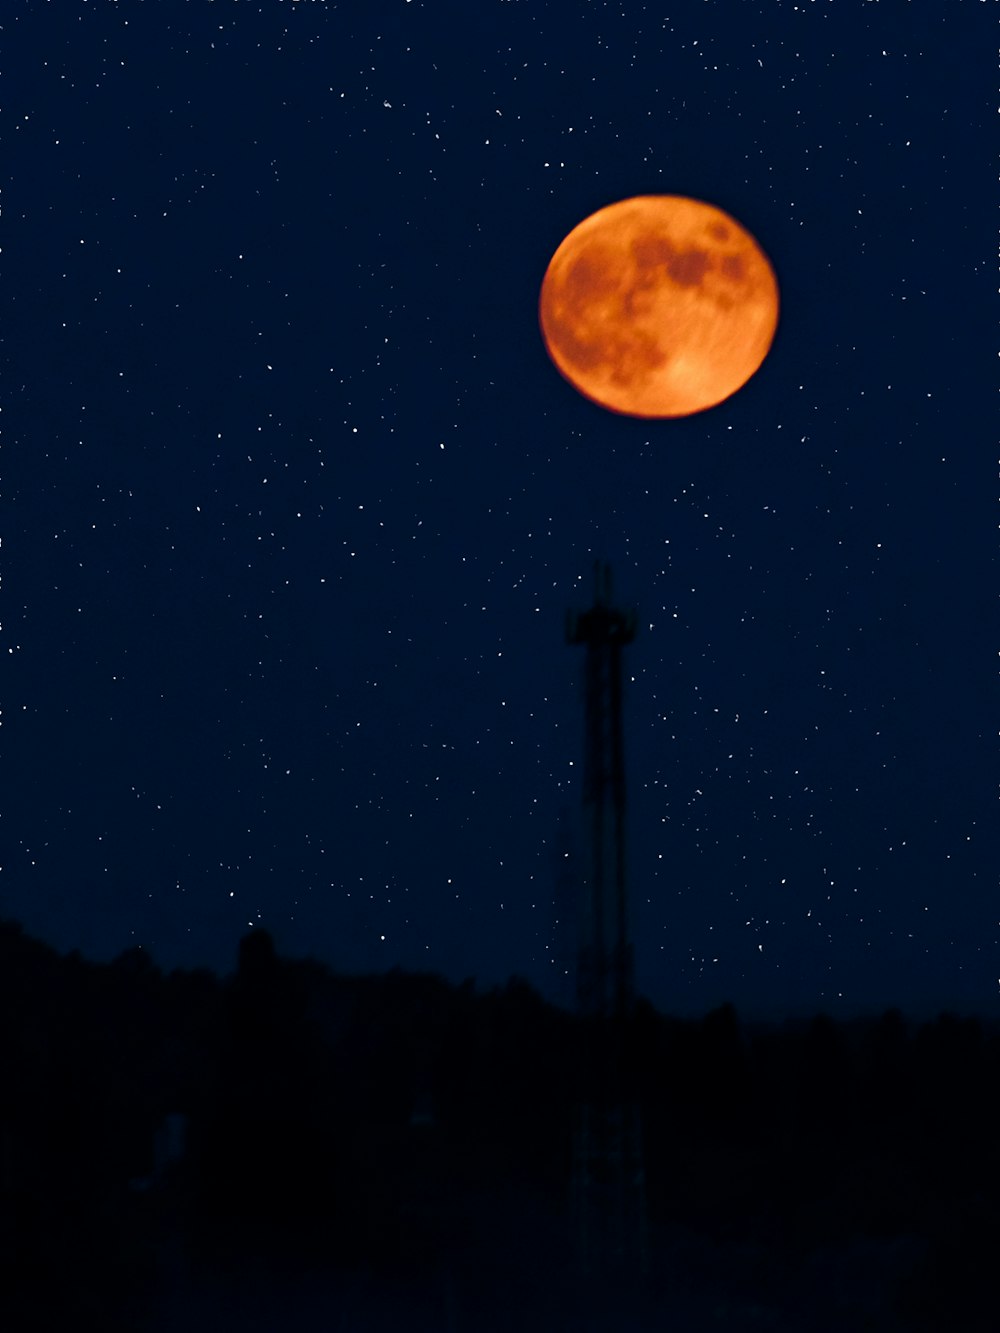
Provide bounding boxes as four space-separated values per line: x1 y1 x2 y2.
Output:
2 924 995 1331
140 1180 943 1333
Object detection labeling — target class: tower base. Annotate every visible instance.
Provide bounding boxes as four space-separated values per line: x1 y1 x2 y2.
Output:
571 1096 648 1276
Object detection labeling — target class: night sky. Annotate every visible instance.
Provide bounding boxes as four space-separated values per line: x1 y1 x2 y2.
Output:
5 1 992 1021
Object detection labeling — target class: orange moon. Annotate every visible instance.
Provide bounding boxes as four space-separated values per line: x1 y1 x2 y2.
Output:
538 195 779 418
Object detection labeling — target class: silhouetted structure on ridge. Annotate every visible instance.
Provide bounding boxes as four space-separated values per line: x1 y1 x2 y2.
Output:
566 562 637 1022
565 562 647 1276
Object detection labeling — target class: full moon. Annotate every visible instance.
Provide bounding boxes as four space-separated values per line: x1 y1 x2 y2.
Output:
538 195 779 418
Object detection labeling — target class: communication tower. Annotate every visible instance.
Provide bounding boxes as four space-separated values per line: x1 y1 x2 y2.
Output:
565 562 647 1275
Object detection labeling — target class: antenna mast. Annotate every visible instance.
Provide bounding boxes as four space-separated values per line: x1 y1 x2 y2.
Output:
566 561 647 1276
565 560 637 1023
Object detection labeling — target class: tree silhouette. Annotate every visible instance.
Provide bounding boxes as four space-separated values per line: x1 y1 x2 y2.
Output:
0 913 997 1328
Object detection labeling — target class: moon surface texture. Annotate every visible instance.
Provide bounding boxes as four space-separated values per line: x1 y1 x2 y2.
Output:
539 195 779 418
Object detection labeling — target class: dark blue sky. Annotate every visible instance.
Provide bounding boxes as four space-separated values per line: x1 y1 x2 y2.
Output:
5 1 992 1019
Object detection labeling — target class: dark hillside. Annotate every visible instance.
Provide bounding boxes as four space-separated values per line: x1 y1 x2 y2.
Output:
0 920 996 1330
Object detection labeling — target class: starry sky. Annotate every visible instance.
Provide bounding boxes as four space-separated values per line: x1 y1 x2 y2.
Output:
5 1 992 1020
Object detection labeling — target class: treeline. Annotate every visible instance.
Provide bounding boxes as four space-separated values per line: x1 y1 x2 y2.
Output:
0 917 997 1329
629 998 999 1326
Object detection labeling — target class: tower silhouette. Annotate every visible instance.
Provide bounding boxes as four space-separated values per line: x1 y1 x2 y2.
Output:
565 561 647 1275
